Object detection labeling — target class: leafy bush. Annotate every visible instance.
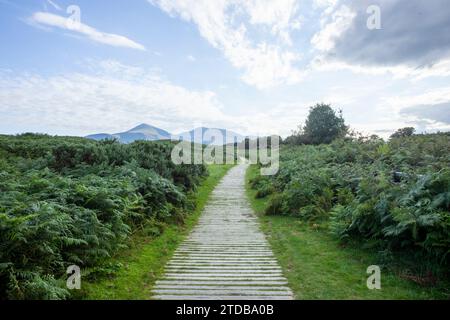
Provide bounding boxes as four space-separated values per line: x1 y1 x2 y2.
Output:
265 194 286 216
0 134 207 299
250 133 450 273
285 104 348 145
249 175 274 198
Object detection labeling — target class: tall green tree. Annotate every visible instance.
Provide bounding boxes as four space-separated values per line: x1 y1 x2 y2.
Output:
390 127 415 139
303 103 348 144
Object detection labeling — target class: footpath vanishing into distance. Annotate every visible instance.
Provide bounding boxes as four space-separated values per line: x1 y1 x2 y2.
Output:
152 164 293 300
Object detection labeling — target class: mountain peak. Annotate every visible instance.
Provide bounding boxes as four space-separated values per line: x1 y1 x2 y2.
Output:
86 124 247 145
129 123 154 131
86 123 171 143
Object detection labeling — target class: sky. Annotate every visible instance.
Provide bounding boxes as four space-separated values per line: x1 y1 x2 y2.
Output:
0 0 449 138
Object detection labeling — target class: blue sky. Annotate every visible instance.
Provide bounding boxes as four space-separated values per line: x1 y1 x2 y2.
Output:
1 0 449 138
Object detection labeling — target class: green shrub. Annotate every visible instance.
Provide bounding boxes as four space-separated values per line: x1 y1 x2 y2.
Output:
0 134 207 299
250 133 450 272
265 194 286 216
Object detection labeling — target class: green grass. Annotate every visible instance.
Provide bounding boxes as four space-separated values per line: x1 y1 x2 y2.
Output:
81 164 234 300
246 165 447 300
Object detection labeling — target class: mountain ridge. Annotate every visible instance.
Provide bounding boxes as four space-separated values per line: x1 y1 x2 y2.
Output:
86 123 247 145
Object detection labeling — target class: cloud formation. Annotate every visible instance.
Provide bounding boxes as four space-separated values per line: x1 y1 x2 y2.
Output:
29 12 146 51
401 102 450 125
3 1 449 138
150 0 450 87
149 0 303 89
312 0 450 75
377 87 450 134
0 61 224 135
0 60 316 137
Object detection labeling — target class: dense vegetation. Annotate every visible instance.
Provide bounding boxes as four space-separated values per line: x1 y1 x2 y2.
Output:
0 134 206 299
83 164 233 299
249 132 450 283
246 165 447 299
284 103 348 145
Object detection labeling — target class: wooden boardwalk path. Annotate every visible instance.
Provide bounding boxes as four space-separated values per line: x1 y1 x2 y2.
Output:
152 164 293 300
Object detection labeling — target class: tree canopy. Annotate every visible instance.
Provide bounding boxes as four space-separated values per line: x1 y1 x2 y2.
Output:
390 127 415 139
287 103 348 145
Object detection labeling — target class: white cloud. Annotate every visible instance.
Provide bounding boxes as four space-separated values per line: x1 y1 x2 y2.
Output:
371 87 450 135
312 0 337 9
242 0 302 45
310 0 450 80
149 0 303 89
28 12 146 51
0 60 313 137
381 87 450 113
187 55 196 62
311 5 355 52
312 57 450 82
2 58 446 139
0 61 226 135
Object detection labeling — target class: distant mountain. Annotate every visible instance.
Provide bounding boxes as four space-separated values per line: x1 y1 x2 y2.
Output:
175 127 246 145
86 123 171 143
123 123 172 142
86 124 247 145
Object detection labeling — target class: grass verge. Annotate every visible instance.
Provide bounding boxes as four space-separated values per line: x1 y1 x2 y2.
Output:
245 164 446 299
81 164 234 300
